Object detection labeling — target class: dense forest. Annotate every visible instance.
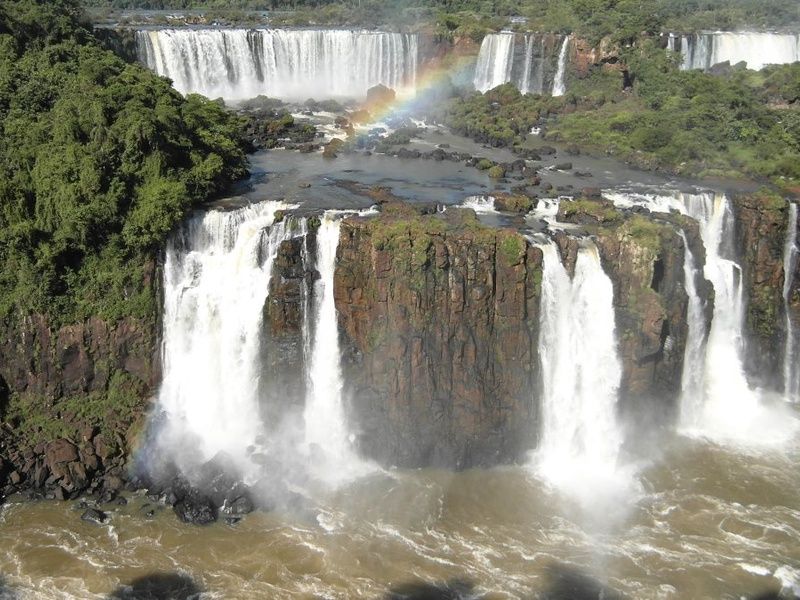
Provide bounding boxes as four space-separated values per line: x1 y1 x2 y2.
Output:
82 0 800 40
0 0 248 325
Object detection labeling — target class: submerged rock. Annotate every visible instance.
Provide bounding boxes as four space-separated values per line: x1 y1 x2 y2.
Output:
81 508 108 524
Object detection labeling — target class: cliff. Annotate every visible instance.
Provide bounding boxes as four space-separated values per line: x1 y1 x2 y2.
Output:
731 191 791 387
334 204 542 469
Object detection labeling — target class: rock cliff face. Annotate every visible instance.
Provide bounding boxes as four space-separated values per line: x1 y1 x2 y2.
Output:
731 192 789 386
334 204 542 469
0 311 158 499
555 199 712 425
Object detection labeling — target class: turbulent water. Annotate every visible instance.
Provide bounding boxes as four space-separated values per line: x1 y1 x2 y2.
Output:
473 33 569 94
668 31 800 71
136 29 418 100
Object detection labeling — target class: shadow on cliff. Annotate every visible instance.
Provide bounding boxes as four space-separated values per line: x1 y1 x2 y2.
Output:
106 572 202 600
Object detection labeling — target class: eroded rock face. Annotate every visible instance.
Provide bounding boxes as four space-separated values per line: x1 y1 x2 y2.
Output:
556 200 712 425
731 192 790 387
334 204 543 469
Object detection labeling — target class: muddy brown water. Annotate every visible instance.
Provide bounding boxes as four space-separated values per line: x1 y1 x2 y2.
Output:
1 434 798 599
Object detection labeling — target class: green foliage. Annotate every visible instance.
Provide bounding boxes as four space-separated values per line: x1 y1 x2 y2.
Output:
0 0 248 325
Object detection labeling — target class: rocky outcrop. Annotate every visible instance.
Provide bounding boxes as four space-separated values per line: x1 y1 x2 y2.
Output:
261 223 317 421
731 191 790 386
556 199 710 424
0 266 160 500
334 204 542 469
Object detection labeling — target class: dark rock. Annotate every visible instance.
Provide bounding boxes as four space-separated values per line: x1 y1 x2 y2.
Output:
81 508 108 524
225 495 254 516
539 146 557 155
174 495 217 525
554 162 573 171
45 440 78 468
582 187 603 199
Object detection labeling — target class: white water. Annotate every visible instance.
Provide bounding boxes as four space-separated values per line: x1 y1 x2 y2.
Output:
473 32 515 93
303 214 368 482
473 33 568 95
678 231 707 425
535 241 629 502
606 190 798 444
551 35 570 96
137 28 418 100
156 200 301 478
674 32 800 71
783 203 799 403
461 195 496 213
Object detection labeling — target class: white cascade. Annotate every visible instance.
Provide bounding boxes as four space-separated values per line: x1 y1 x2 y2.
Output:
461 195 496 213
606 190 798 443
676 32 800 71
136 28 418 101
535 240 627 496
678 231 707 425
551 35 570 96
783 203 799 403
473 32 515 93
474 33 569 95
157 200 301 478
303 211 376 483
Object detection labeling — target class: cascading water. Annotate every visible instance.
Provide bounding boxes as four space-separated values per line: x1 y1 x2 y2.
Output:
136 28 418 100
155 200 301 479
461 195 496 212
606 190 798 444
534 240 629 500
673 32 800 71
303 213 368 482
678 231 707 425
473 33 568 95
551 35 570 96
783 203 799 403
473 33 515 93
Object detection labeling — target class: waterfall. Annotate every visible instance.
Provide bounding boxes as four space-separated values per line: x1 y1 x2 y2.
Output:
678 231 707 425
675 32 800 71
156 200 301 478
606 190 798 443
473 33 515 93
784 203 799 403
303 214 361 481
551 35 570 96
136 28 419 101
473 33 568 95
461 195 496 212
535 240 627 496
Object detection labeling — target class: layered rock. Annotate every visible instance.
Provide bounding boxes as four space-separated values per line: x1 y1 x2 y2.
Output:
556 198 710 424
334 204 543 469
731 191 790 386
0 265 160 499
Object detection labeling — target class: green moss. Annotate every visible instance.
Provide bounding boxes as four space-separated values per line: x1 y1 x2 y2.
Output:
498 232 526 264
476 159 494 171
622 215 665 253
487 165 506 179
560 199 623 224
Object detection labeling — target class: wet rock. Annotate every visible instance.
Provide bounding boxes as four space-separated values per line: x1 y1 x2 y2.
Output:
574 171 592 177
174 494 217 525
582 187 603 199
554 162 573 171
539 146 557 155
81 508 107 524
225 495 254 516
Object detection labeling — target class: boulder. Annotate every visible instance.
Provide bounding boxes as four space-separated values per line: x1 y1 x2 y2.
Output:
45 440 78 468
174 494 217 525
81 508 108 524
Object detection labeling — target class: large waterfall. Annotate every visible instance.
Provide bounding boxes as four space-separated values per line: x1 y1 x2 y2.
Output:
535 241 627 498
154 201 369 486
136 28 418 101
607 191 797 443
668 32 800 71
784 203 799 403
473 32 569 95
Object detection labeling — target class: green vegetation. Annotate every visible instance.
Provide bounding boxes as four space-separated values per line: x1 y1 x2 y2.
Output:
443 45 800 189
0 0 248 325
81 0 799 41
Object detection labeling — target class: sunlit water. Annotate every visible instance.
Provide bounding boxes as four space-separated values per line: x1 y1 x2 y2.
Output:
1 434 799 599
